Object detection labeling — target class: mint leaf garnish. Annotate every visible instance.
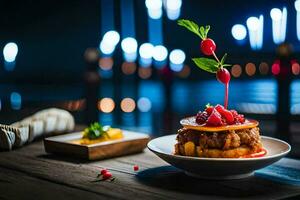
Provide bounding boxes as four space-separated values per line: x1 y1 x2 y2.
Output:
192 58 219 73
83 122 110 140
178 19 201 38
220 53 227 65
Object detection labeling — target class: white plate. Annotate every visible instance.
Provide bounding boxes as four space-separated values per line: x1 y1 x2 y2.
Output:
148 135 291 179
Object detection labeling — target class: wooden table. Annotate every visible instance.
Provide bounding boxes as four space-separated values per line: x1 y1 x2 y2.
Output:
0 140 300 200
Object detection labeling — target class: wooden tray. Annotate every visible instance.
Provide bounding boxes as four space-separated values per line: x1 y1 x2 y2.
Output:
44 130 150 160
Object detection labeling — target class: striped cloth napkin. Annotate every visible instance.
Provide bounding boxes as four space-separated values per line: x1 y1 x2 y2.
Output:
0 108 75 150
255 158 300 185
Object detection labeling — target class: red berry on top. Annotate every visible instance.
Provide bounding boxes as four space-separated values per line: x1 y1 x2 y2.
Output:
216 68 231 84
205 106 213 115
222 110 234 124
206 108 223 126
101 169 108 175
200 38 216 56
215 104 225 114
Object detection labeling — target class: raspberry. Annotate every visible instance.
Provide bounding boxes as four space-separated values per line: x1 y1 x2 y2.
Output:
222 110 234 124
196 111 208 124
205 106 213 115
206 109 223 126
215 104 225 114
230 110 245 124
133 165 139 171
100 169 108 175
102 172 112 180
236 114 245 123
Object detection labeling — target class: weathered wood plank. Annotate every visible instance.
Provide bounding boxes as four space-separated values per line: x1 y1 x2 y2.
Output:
0 141 299 200
0 166 111 200
0 142 200 200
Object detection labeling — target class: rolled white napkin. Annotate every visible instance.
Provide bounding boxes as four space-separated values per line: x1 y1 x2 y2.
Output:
0 108 75 150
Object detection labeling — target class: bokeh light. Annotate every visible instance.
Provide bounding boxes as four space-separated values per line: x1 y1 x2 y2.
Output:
122 62 137 75
102 30 120 46
84 48 99 63
121 98 136 113
177 65 191 78
231 24 247 40
272 61 281 75
10 92 22 110
245 63 256 76
100 40 116 55
138 67 152 79
99 57 113 71
231 64 242 77
169 49 185 65
259 62 269 75
137 97 152 112
153 45 168 61
3 42 18 63
139 43 154 59
98 98 115 113
145 0 163 19
270 8 282 21
292 61 300 75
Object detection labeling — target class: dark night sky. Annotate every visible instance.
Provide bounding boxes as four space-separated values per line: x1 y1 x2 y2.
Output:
0 0 296 83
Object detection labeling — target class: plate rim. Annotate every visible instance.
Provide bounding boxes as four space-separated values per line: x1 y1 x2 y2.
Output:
147 135 291 162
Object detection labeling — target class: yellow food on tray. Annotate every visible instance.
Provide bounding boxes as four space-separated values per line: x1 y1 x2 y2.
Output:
71 122 123 145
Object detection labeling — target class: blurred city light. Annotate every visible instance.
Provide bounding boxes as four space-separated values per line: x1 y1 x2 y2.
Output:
98 98 115 113
145 0 163 19
272 60 281 75
169 49 185 72
103 30 120 46
246 15 263 50
139 43 154 67
153 45 168 61
139 43 154 59
99 57 113 71
231 24 247 40
137 97 152 112
84 48 99 63
259 62 269 75
177 65 190 78
10 92 21 110
121 98 136 112
295 0 300 41
169 49 185 65
121 37 138 62
165 0 182 20
291 60 300 75
3 42 18 63
122 62 137 75
270 7 287 44
138 67 152 79
100 40 116 55
231 64 242 77
245 63 256 76
99 30 120 55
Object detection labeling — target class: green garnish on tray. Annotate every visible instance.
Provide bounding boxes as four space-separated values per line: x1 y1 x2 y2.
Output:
83 122 110 140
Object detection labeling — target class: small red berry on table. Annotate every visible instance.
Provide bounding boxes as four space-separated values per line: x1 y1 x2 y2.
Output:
133 165 139 171
102 171 112 180
100 169 108 175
